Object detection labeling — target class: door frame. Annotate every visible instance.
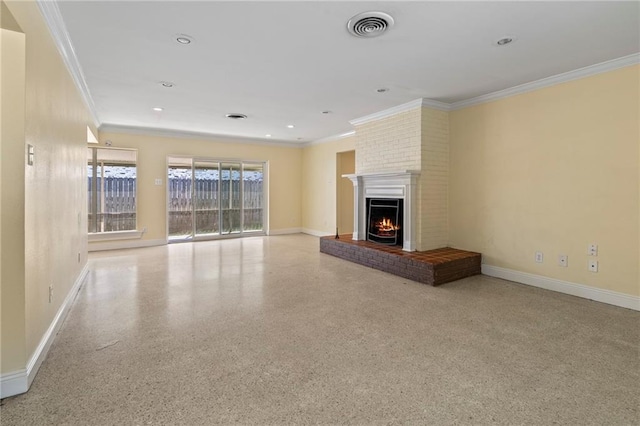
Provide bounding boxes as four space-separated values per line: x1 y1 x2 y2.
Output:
165 155 269 242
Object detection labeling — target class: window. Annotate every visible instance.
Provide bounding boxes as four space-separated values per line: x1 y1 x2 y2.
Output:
87 147 137 233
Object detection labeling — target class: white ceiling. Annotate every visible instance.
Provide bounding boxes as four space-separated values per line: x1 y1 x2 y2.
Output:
55 1 639 144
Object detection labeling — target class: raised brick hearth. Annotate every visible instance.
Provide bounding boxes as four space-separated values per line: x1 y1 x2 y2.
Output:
320 235 481 286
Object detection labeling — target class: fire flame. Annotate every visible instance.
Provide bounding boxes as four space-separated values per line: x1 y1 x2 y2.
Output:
376 217 399 233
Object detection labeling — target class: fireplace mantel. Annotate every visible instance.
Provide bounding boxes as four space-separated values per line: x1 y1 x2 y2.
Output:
343 170 420 252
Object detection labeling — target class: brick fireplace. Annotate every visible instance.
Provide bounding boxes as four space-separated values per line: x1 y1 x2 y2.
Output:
321 100 481 285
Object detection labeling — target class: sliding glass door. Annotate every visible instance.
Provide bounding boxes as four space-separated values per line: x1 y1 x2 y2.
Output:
220 162 241 235
194 160 220 236
168 157 265 241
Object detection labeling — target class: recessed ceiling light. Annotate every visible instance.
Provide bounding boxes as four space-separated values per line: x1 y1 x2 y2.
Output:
225 113 247 120
287 124 295 129
265 134 272 137
159 81 175 88
376 88 389 93
176 34 193 44
496 37 514 46
152 107 163 112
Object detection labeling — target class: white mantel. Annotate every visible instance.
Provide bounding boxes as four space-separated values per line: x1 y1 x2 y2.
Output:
343 170 420 252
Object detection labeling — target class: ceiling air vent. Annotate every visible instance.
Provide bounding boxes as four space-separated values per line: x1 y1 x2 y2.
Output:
225 113 247 120
347 11 394 38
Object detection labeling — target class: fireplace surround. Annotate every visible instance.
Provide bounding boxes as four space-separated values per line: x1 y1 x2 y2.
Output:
343 170 419 251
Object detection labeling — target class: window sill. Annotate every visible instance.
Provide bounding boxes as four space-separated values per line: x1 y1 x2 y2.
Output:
88 230 145 242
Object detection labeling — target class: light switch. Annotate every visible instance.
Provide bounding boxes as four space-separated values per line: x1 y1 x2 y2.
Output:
27 144 34 165
154 178 163 186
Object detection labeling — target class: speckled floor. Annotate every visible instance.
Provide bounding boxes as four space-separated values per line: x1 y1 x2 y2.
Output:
1 234 638 425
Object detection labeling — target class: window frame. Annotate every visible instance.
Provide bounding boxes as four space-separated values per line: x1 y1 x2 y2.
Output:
87 146 141 239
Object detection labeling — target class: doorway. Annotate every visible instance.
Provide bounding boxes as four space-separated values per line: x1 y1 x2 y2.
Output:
167 157 266 241
336 150 355 235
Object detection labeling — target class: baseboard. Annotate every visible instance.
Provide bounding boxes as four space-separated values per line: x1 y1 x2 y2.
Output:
88 238 166 252
268 228 302 236
26 265 89 387
301 228 334 237
482 265 639 311
0 370 28 399
0 264 89 399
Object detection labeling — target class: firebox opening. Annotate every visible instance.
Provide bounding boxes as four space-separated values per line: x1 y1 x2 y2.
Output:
366 198 403 246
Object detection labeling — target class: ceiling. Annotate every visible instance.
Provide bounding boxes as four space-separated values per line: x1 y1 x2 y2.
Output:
55 1 640 144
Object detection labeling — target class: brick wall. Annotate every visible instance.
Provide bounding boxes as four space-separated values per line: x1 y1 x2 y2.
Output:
355 108 422 173
353 104 450 251
420 107 450 250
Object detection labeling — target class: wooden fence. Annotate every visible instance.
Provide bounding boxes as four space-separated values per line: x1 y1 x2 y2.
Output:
88 177 136 232
90 176 263 235
168 177 263 236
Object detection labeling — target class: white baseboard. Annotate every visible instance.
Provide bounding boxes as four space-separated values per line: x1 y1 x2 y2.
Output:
301 228 334 237
268 228 302 236
0 264 89 399
482 265 639 311
88 238 166 252
0 370 28 399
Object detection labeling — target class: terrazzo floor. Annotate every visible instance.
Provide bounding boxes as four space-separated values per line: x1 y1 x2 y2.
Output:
1 234 638 425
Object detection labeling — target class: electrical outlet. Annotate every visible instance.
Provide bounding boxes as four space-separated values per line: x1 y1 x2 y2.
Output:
588 260 598 272
588 243 598 256
535 251 543 263
558 254 568 267
48 285 53 303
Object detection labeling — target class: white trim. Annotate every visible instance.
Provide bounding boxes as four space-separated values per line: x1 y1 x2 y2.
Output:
349 98 451 127
99 124 304 148
267 228 302 236
26 265 89 387
88 238 166 252
0 265 89 399
0 370 28 399
420 98 451 111
349 99 423 126
304 130 356 147
451 53 640 110
482 264 640 311
36 0 100 127
344 170 420 252
88 230 144 242
301 228 334 237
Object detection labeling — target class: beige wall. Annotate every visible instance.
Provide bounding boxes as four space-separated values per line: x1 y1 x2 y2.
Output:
301 137 356 235
94 132 303 243
450 65 640 296
1 24 27 373
2 0 91 374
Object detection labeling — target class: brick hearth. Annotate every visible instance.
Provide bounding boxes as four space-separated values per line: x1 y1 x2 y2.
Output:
320 235 481 286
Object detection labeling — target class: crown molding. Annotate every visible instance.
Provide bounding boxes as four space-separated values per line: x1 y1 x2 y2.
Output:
420 98 451 111
349 97 451 127
349 98 423 126
99 123 305 148
37 0 101 127
303 130 356 147
450 53 640 110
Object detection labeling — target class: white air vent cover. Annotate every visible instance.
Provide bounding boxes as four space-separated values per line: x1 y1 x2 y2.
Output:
347 11 394 38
